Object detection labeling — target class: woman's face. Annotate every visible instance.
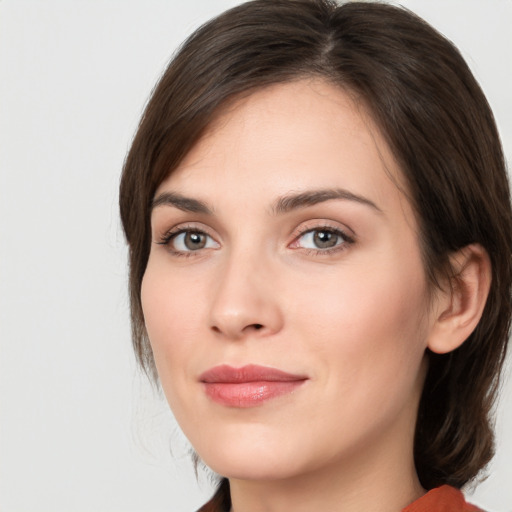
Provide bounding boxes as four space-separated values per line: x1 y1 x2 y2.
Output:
142 80 438 482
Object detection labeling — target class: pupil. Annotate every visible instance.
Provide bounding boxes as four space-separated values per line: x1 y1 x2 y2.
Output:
314 230 337 248
185 232 206 250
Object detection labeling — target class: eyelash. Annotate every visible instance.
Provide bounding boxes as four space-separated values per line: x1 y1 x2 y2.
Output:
156 223 355 257
291 224 355 256
156 225 216 258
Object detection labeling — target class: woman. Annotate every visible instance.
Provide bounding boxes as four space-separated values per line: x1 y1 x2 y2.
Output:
119 1 512 510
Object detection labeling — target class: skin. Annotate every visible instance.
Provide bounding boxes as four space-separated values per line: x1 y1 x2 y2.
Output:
141 79 488 512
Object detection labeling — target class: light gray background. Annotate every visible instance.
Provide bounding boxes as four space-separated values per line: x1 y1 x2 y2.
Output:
1 1 511 511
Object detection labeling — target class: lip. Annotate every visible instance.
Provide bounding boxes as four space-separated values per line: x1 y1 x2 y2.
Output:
199 364 308 408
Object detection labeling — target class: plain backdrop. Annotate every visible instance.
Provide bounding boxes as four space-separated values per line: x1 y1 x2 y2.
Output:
1 1 511 511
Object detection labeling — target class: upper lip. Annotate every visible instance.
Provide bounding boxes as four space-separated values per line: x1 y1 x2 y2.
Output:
199 364 308 383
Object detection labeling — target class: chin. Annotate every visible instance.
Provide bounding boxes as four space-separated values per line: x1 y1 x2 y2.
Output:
194 427 309 481
205 454 301 482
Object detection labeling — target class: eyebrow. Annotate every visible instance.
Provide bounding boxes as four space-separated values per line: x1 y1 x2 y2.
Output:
151 187 382 216
272 188 382 215
151 191 213 214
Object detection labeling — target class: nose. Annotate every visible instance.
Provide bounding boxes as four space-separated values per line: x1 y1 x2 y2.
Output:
208 252 284 340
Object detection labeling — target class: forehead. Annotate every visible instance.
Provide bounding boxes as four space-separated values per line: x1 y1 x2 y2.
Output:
156 79 409 219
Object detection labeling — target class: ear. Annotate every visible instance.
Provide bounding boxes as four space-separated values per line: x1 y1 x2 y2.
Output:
427 244 491 354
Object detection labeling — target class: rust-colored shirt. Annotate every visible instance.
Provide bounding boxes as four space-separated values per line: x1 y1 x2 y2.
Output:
198 482 482 512
403 485 482 511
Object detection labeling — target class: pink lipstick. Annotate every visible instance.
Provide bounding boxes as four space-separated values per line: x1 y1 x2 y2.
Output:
199 364 307 408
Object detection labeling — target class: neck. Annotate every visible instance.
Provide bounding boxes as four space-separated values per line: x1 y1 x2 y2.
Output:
228 410 425 512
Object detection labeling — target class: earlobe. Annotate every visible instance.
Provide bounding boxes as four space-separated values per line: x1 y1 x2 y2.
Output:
427 244 492 355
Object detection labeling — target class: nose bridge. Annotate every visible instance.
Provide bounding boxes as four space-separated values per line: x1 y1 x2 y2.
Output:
209 243 283 339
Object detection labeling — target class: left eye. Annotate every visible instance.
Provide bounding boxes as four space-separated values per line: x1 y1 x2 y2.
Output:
296 228 347 250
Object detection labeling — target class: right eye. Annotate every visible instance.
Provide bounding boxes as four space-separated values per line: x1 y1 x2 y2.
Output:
158 229 219 255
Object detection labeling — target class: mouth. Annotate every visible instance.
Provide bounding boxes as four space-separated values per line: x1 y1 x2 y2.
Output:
199 364 308 408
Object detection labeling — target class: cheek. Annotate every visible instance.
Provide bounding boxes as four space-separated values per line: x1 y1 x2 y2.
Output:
291 255 430 398
296 256 428 339
140 263 208 391
292 279 428 451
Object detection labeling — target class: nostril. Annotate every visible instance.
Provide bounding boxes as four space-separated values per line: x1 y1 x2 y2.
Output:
210 323 264 335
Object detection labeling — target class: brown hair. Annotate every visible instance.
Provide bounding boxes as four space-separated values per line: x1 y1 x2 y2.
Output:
120 0 512 492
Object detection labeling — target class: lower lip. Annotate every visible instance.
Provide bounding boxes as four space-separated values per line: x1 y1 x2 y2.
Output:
203 380 306 408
